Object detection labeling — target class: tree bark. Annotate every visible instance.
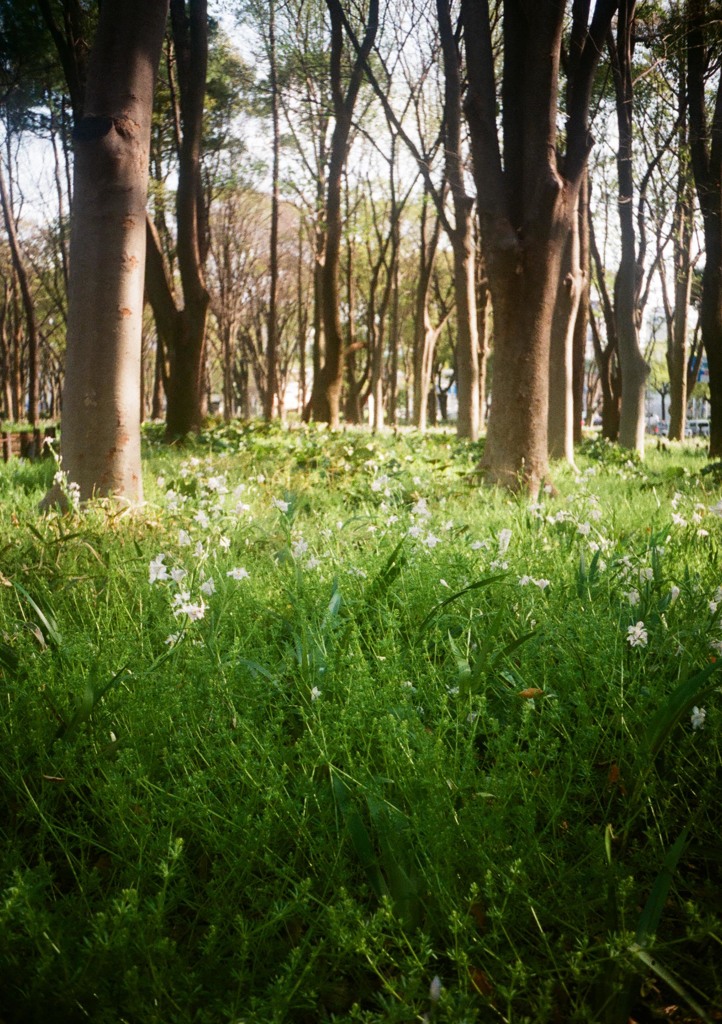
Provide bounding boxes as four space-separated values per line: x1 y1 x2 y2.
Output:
307 0 378 427
0 157 39 425
461 0 617 493
44 0 168 504
548 197 581 463
687 0 722 456
265 0 280 422
611 7 649 454
162 0 210 438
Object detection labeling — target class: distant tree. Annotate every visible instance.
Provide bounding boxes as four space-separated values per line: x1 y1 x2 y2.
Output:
306 0 379 426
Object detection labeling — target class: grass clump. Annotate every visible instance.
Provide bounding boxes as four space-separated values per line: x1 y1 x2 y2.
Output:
0 423 721 1023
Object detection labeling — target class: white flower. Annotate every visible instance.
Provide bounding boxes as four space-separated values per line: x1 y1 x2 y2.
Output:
439 579 450 588
226 567 250 580
272 497 289 512
424 533 441 548
412 497 430 518
310 686 322 701
639 567 654 583
170 567 187 585
429 976 442 1004
194 541 205 559
672 513 688 527
292 538 309 558
256 474 265 484
165 632 181 646
690 706 706 730
669 585 680 603
200 577 216 596
519 575 533 586
498 528 512 554
490 559 508 571
534 578 550 590
470 540 484 550
174 600 206 622
235 501 251 514
710 601 719 615
577 522 591 536
698 528 710 538
149 554 169 584
178 529 192 547
709 500 722 518
626 621 648 648
305 557 321 570
627 588 640 606
194 510 210 529
219 535 231 551
408 525 422 538
156 476 166 488
206 475 227 494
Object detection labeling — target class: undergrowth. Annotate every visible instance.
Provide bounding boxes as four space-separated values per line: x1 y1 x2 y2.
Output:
0 424 720 1023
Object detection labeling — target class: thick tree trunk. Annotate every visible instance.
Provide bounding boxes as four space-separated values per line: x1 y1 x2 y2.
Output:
483 224 568 492
45 0 168 504
461 0 616 492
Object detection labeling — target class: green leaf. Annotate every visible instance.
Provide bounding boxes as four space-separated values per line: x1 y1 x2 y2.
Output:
418 573 506 635
642 661 721 759
13 581 63 648
635 828 688 949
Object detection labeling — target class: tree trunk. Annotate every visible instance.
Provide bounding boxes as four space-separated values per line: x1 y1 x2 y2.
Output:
483 224 569 491
437 0 479 440
548 201 581 463
412 194 442 431
265 0 280 422
687 0 722 456
572 170 590 444
612 5 649 454
163 0 210 438
664 170 693 441
0 157 39 425
307 0 378 426
461 0 617 493
44 0 168 504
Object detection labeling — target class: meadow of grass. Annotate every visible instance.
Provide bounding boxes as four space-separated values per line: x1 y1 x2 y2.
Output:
1 424 721 1024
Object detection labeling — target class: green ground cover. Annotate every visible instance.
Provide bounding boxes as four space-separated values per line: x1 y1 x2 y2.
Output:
1 424 721 1023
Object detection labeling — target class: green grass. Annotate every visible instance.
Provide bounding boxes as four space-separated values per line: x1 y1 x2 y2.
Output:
1 423 721 1023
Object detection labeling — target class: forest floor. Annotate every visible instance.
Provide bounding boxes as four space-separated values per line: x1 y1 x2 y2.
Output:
0 423 721 1023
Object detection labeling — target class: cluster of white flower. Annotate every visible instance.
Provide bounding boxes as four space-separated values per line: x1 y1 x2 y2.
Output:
626 621 648 648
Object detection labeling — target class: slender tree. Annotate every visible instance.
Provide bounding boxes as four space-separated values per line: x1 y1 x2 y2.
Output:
687 0 722 456
307 0 379 426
